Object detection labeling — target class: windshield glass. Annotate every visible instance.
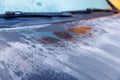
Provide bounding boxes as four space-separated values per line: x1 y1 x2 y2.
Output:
0 0 111 14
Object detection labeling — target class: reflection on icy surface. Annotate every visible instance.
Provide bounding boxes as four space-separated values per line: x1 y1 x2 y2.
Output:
0 15 120 80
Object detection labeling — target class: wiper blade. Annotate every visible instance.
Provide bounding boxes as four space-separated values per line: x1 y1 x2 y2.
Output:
63 8 119 14
0 11 73 18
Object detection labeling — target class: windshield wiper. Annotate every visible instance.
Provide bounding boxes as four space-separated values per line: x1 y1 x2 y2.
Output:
0 11 73 18
0 9 118 19
63 8 119 14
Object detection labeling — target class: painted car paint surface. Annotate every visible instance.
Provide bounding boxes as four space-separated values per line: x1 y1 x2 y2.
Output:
109 0 120 10
0 15 120 80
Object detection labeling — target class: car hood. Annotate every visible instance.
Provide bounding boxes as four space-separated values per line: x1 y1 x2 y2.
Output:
0 15 120 80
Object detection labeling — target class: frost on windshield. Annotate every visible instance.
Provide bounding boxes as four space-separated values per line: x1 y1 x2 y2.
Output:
0 0 110 13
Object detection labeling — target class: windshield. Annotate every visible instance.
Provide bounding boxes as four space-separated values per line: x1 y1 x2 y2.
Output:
0 0 111 14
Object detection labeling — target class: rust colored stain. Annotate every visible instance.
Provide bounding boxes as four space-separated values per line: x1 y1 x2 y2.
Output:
40 37 59 44
69 26 93 35
54 32 74 41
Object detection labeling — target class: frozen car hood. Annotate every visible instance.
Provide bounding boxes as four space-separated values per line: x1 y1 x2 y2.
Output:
0 15 120 80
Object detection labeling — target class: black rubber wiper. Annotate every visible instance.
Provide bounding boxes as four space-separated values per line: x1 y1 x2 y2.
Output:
63 8 119 14
0 11 73 18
